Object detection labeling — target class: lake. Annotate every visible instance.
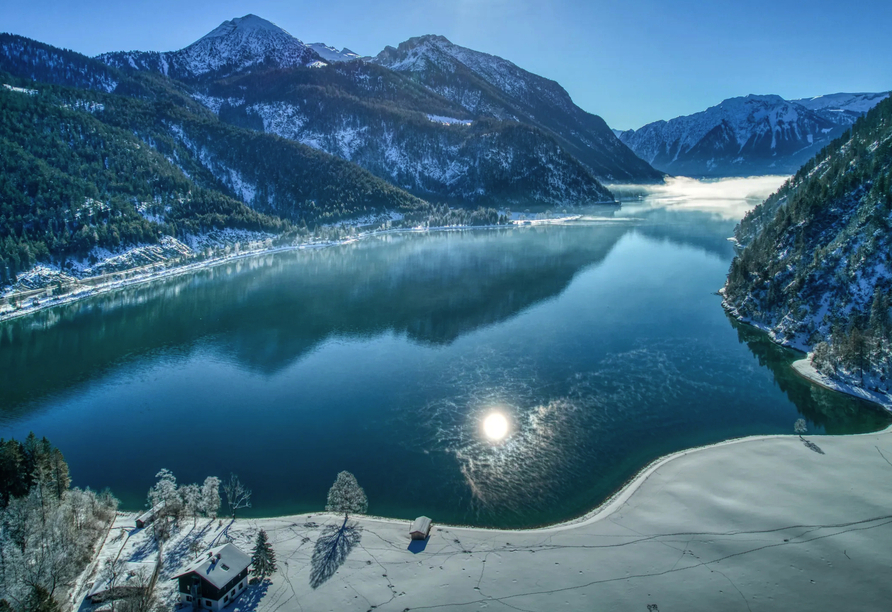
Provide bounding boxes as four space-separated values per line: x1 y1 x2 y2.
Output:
1 178 889 528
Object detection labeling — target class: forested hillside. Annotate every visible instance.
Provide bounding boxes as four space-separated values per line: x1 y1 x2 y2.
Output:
0 80 288 285
0 35 441 287
724 96 892 392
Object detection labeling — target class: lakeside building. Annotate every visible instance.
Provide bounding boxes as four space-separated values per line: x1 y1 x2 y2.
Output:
171 543 251 610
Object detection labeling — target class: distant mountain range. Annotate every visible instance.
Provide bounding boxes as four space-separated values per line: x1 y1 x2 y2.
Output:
95 14 661 199
0 14 673 286
617 92 889 177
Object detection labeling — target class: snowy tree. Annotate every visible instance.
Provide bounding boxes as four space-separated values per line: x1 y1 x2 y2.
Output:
794 418 808 436
179 484 201 527
222 474 251 518
325 471 367 527
147 469 183 535
250 529 277 580
24 585 61 612
200 476 221 519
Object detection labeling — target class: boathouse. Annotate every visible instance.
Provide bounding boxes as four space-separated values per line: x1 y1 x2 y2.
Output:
409 516 433 540
172 543 251 611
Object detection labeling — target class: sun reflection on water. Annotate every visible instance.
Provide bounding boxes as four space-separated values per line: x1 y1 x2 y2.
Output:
482 411 510 441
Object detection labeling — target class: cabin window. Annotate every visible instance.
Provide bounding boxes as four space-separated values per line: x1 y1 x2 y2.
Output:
205 600 212 607
186 596 192 602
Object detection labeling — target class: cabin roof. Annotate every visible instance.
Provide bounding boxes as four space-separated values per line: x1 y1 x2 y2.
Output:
410 516 432 534
170 543 251 590
136 502 164 522
88 561 156 598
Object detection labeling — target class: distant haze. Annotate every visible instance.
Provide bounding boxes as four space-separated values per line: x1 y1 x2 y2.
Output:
612 176 790 220
3 0 890 129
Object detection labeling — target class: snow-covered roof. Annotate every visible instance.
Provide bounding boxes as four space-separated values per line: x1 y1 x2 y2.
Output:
410 516 432 535
171 543 251 590
136 502 164 523
89 561 156 599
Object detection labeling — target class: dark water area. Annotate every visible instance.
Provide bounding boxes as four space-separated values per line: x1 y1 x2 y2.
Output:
1 185 889 528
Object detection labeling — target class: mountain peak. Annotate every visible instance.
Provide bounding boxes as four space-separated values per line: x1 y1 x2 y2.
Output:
97 13 320 80
307 42 361 62
200 14 292 41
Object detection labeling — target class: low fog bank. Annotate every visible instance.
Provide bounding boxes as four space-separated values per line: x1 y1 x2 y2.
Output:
609 175 790 220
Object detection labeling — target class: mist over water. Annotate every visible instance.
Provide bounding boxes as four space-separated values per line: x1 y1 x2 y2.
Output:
0 177 887 527
610 175 789 219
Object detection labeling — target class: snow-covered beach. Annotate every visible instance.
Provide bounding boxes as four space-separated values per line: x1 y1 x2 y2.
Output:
85 426 892 612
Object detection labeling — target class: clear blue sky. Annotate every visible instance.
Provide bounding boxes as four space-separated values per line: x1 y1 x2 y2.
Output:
3 0 890 129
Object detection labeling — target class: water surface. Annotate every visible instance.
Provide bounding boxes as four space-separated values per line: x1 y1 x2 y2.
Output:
1 184 888 527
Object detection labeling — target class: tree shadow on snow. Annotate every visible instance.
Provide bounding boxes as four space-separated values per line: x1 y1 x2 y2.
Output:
127 532 159 562
232 578 271 612
309 522 362 589
801 436 826 455
164 522 214 569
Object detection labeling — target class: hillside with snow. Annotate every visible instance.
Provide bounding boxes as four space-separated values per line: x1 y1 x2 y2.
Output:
308 43 362 63
98 15 321 81
374 35 662 183
723 95 892 395
619 93 889 177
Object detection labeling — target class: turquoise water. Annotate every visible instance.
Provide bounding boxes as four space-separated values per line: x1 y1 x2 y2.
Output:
1 198 888 528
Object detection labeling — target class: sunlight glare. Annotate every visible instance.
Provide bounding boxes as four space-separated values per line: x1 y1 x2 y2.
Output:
483 412 510 441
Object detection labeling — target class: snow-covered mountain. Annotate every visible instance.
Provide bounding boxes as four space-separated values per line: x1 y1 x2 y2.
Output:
94 17 664 202
374 35 662 183
198 61 614 206
792 92 890 126
307 43 361 63
618 93 889 177
98 14 321 81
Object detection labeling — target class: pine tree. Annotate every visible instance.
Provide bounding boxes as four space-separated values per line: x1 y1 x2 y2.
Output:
251 529 277 580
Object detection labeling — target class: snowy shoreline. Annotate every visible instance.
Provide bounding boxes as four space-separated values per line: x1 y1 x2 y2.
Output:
90 426 892 611
791 358 892 410
722 294 892 412
0 217 581 324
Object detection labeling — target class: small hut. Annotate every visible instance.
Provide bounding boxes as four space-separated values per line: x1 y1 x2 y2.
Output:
135 502 164 529
88 561 157 604
409 516 432 540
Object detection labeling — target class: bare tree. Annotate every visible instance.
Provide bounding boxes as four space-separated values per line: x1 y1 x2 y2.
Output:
222 474 251 518
116 567 156 612
794 418 808 437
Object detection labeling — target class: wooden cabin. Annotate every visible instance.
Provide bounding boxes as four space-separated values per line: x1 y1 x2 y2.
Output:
135 502 164 529
88 560 157 604
409 516 433 540
171 543 251 611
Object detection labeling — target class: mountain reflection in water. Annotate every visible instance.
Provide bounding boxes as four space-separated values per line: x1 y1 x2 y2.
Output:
1 195 888 527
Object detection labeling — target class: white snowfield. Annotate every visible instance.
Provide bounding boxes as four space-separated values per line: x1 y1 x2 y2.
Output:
131 428 892 612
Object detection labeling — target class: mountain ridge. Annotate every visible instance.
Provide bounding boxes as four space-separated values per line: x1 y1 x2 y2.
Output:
723 95 892 395
373 34 663 183
619 92 889 177
98 14 322 82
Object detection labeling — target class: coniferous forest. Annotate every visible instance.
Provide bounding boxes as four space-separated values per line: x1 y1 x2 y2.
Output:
725 96 892 390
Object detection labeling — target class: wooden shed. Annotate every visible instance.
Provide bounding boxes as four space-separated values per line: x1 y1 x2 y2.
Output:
135 502 164 529
409 516 432 540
